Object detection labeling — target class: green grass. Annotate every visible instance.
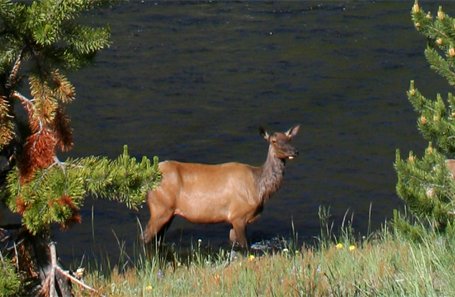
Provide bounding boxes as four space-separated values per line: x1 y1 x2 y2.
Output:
70 223 455 297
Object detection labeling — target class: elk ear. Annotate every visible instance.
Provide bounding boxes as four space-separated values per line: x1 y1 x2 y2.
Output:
285 125 300 138
259 127 269 140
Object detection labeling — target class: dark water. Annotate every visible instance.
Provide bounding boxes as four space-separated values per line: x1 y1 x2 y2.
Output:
3 1 454 262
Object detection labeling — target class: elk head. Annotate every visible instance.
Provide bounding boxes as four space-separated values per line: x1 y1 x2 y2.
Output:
259 125 300 160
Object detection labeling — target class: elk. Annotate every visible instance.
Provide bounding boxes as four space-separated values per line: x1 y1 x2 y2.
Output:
446 159 455 179
143 125 300 248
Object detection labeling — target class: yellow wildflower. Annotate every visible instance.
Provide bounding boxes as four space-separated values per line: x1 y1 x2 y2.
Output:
349 245 356 252
335 243 344 249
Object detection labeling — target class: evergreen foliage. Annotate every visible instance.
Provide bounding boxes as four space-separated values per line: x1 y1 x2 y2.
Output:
5 146 160 234
0 1 161 238
0 258 20 297
0 0 161 293
395 1 455 233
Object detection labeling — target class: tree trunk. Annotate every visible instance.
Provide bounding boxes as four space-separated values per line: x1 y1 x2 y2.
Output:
0 225 73 297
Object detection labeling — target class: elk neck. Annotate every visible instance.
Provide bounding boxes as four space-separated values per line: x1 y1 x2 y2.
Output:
256 145 286 203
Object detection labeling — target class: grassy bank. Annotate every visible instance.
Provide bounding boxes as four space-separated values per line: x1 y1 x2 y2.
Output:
72 225 455 297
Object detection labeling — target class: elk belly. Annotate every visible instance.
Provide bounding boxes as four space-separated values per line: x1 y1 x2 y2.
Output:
173 198 230 224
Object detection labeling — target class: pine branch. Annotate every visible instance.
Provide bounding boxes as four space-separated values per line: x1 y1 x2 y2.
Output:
0 96 14 149
5 46 24 90
53 107 73 152
64 25 111 55
407 81 455 154
425 47 455 85
0 0 26 27
50 69 75 103
5 146 161 234
395 141 455 230
26 0 95 46
425 47 455 86
29 73 59 125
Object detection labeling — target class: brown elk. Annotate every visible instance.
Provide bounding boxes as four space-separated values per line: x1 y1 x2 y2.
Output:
446 159 455 179
142 125 300 248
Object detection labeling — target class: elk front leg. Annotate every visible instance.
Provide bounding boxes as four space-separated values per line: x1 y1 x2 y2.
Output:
143 212 174 244
143 199 174 245
230 220 248 248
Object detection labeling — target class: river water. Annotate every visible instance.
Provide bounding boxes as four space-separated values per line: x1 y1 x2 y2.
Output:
3 1 454 262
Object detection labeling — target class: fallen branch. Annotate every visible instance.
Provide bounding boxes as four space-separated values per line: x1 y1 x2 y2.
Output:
1 226 101 297
55 266 104 297
49 243 57 297
40 242 104 297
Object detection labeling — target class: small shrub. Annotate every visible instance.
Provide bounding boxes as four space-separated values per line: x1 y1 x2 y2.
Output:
0 258 21 297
